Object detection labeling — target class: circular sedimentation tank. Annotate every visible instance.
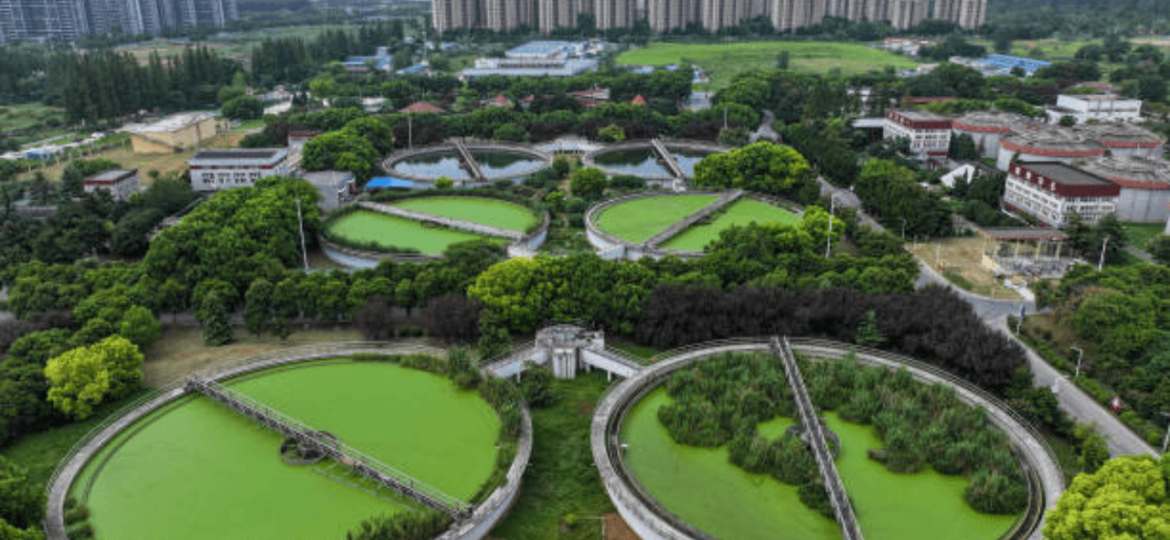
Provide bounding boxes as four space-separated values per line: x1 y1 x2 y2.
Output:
583 140 725 181
382 143 553 185
320 195 545 265
592 339 1063 540
585 192 800 259
48 348 532 540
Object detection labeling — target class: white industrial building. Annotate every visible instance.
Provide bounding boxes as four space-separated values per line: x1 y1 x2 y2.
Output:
883 109 953 159
1045 94 1142 124
1081 156 1170 224
83 168 140 201
997 126 1106 171
188 149 289 191
951 111 1032 158
302 170 357 212
1003 161 1120 228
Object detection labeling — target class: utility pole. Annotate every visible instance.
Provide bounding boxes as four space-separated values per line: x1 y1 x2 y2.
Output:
1162 412 1170 453
1071 347 1084 379
408 113 413 149
825 195 835 258
1097 235 1109 271
296 197 308 271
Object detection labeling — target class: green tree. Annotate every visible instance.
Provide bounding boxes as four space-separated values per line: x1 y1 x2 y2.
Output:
692 142 814 199
718 126 750 147
396 279 416 316
118 305 162 348
1074 424 1110 473
244 278 274 336
492 123 527 142
569 167 608 200
158 278 188 324
1043 455 1167 540
44 335 143 420
597 124 625 143
222 95 263 120
199 292 233 346
1149 235 1170 264
854 310 885 347
0 455 43 528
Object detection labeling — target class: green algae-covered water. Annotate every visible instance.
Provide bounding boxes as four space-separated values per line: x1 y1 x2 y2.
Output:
73 360 501 540
622 388 842 540
622 389 1021 540
825 413 1021 540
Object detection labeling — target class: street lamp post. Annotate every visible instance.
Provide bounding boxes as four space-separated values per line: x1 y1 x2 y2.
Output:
1070 347 1084 379
899 217 907 239
825 195 836 258
1161 412 1170 454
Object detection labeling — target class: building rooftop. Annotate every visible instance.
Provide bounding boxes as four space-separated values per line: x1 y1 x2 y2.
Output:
1002 125 1105 155
1060 93 1140 104
1018 162 1112 186
130 112 216 134
953 111 1032 133
1075 122 1163 147
302 170 355 189
507 40 587 57
189 148 287 165
399 101 446 114
1080 156 1170 189
891 109 948 122
85 168 137 184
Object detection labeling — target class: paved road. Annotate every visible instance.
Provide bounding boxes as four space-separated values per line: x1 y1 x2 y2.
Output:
916 243 1159 457
750 110 779 142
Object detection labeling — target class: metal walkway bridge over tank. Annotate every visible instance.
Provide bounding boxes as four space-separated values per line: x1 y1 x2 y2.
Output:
185 376 471 518
771 336 864 540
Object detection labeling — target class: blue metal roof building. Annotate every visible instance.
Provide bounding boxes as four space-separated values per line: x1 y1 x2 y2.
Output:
981 54 1051 75
364 177 416 190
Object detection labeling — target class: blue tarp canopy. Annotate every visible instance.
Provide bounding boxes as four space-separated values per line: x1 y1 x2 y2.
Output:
365 177 414 190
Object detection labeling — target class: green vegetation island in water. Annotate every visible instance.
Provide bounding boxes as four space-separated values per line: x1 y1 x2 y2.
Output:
71 359 501 540
621 353 1023 540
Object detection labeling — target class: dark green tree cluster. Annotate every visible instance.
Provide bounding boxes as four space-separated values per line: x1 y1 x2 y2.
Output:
638 284 1027 394
1035 263 1170 436
691 142 819 204
804 358 1027 514
656 352 833 516
251 20 406 86
345 509 451 540
779 124 859 187
854 159 953 237
53 47 240 123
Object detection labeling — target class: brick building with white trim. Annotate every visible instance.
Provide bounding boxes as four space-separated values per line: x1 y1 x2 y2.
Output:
1004 161 1120 228
883 109 952 159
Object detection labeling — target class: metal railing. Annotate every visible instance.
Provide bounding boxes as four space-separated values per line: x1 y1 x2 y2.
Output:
189 377 470 517
45 342 446 498
774 337 864 540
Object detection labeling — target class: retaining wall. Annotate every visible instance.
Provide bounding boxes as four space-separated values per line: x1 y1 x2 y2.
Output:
591 338 1063 540
45 343 533 540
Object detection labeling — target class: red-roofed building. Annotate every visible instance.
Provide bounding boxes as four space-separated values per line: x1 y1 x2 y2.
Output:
399 102 446 114
883 109 953 158
486 94 512 108
1004 161 1120 227
631 94 647 106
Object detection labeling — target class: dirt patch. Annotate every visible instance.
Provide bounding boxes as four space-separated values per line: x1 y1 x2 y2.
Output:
603 513 641 540
576 402 596 416
908 234 1022 299
142 326 363 387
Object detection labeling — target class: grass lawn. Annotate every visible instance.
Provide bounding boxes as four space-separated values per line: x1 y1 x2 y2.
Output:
390 196 538 232
1120 221 1165 251
0 102 66 134
489 372 616 540
595 194 717 243
1 389 152 493
661 199 799 252
972 38 1099 62
617 41 920 89
142 325 364 387
327 209 494 255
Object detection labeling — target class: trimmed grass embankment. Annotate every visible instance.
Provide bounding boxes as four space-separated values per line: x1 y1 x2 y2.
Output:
595 194 717 243
661 199 799 252
390 196 539 232
327 209 494 255
617 41 920 89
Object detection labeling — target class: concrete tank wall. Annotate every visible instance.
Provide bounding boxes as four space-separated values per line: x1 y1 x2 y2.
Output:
1115 187 1170 223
